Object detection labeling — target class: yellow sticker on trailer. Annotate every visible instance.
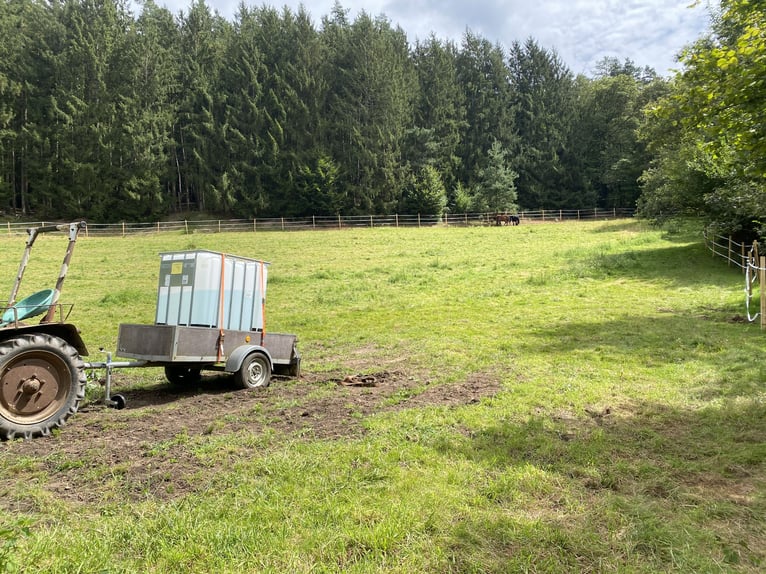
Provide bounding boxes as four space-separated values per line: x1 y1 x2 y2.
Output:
171 262 183 274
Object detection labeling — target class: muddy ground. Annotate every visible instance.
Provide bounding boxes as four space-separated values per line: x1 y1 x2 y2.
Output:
0 369 502 509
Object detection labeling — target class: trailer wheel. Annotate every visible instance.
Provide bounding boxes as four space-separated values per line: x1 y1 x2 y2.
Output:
287 357 301 378
164 365 202 386
0 334 86 440
236 352 271 389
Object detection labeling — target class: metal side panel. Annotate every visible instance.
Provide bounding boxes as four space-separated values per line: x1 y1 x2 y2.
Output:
119 324 224 362
209 329 298 365
118 323 298 366
174 326 222 361
117 323 177 361
262 332 299 365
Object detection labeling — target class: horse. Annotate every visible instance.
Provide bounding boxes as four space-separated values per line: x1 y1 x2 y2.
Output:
494 214 520 226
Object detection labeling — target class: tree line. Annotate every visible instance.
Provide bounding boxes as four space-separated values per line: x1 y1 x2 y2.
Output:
1 0 749 234
638 0 766 240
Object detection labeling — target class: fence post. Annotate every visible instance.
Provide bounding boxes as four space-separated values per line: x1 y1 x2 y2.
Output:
122 222 126 237
185 220 188 234
370 214 373 228
395 214 399 228
338 214 341 229
728 236 733 267
418 213 421 228
760 256 766 330
253 218 256 232
312 215 315 229
742 243 747 274
281 217 284 231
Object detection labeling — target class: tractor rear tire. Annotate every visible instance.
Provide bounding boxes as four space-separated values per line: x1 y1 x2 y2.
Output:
0 334 86 440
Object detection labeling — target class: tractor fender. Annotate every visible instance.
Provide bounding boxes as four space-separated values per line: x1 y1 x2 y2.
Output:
0 323 88 356
225 344 273 373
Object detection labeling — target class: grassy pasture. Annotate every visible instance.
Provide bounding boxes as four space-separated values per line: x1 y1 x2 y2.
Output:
0 219 764 572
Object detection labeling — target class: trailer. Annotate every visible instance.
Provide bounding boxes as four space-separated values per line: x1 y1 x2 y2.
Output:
0 223 300 440
99 249 300 406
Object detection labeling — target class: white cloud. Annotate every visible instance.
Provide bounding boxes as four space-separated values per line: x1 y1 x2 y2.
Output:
143 0 711 75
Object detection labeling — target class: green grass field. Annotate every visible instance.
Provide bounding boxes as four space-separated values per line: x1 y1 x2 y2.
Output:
0 219 764 573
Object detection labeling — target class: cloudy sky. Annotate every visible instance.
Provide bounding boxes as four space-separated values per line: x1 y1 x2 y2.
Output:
149 0 713 76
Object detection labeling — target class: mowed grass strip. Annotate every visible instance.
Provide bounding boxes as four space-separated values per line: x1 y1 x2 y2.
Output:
0 220 764 573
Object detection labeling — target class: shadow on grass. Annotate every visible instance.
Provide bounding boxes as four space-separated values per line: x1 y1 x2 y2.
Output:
567 241 737 287
591 218 705 242
592 220 650 234
433 395 766 571
422 283 766 570
95 372 245 410
513 313 763 399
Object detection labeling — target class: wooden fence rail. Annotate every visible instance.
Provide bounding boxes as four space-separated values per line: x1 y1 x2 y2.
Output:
703 229 752 273
704 228 766 329
2 207 635 237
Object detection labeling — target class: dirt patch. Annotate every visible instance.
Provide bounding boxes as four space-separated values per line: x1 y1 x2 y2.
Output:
0 369 502 509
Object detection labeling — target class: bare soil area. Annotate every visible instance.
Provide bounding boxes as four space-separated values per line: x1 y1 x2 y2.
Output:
0 369 502 509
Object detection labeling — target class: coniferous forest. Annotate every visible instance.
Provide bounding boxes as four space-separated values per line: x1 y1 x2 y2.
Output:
0 0 763 235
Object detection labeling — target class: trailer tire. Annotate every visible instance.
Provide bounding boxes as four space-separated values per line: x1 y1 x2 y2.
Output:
236 352 271 389
0 334 86 440
287 357 301 378
164 365 202 386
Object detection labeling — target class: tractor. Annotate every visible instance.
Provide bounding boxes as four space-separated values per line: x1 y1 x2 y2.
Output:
0 222 89 439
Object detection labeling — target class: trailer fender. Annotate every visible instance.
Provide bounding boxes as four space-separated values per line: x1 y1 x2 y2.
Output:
225 344 273 373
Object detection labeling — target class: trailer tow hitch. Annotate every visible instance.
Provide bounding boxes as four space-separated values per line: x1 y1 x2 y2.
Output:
84 352 147 410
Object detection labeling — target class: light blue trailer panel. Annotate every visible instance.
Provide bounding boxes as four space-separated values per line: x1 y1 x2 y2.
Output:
155 250 269 331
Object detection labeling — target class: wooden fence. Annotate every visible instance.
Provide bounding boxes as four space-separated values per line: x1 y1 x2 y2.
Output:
704 228 766 329
1 207 635 237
